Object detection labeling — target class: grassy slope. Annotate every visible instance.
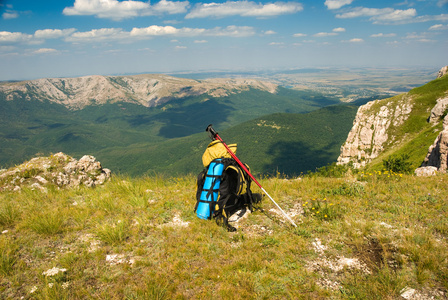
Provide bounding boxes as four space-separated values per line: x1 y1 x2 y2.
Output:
365 75 448 171
0 173 447 299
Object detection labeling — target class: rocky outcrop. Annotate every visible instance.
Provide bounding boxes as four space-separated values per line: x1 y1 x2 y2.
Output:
0 74 278 110
428 97 448 124
338 66 448 171
0 152 111 192
437 66 448 78
337 94 413 168
419 114 448 173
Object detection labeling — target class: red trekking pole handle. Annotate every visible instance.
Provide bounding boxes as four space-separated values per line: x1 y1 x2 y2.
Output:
206 124 260 188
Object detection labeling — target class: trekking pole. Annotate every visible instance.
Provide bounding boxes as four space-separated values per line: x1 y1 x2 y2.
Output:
206 124 297 227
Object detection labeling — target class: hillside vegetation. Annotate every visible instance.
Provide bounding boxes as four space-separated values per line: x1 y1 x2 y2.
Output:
92 104 358 176
0 87 339 173
0 173 447 299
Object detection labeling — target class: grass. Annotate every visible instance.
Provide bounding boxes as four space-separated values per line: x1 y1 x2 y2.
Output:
0 172 447 299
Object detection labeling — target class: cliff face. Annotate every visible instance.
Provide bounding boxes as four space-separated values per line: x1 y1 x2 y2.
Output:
421 114 448 172
337 66 448 172
337 93 413 168
0 74 278 110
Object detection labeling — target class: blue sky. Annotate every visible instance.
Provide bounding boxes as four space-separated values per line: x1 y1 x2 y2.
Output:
0 0 447 80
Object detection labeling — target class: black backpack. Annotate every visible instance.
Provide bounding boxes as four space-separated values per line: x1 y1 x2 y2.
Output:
195 158 258 231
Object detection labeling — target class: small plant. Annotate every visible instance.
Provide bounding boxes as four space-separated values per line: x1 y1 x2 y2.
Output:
302 197 340 220
28 210 66 235
382 154 413 174
327 182 365 196
309 162 352 178
21 168 41 179
417 193 438 204
0 242 17 276
95 220 129 245
262 236 279 247
0 202 20 226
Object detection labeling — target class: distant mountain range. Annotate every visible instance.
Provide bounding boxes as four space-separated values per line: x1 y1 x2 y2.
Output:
0 74 278 109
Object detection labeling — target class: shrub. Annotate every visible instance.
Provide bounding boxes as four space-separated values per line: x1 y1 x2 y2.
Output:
309 162 351 178
382 154 413 174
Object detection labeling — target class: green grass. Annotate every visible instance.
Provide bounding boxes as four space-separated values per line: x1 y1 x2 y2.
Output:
0 172 447 299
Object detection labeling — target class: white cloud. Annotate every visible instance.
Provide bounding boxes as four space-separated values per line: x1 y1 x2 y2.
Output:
332 27 346 32
66 25 255 43
175 45 187 49
269 42 284 45
344 38 364 43
0 31 33 44
65 28 128 43
199 25 255 37
429 24 448 30
264 30 277 35
63 0 188 21
403 32 436 42
313 32 338 37
33 48 59 54
194 40 208 43
185 1 303 19
2 11 19 20
370 33 396 37
34 29 77 39
373 8 416 23
130 25 179 36
438 0 448 7
151 0 189 14
292 33 307 37
324 0 354 10
336 7 417 24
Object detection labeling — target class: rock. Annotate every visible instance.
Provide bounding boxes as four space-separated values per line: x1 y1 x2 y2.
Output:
400 287 416 299
428 96 448 124
437 65 448 78
421 115 448 172
0 152 111 192
414 166 438 176
337 95 413 168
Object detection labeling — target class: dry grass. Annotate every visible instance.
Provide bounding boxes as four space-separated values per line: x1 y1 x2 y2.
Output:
0 172 447 299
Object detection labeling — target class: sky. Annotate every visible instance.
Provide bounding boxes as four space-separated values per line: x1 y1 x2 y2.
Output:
0 0 447 80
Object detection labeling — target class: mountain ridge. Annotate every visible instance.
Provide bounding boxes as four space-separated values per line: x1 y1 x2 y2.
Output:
0 74 278 110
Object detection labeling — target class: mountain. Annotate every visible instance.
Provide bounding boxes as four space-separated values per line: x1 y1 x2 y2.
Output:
0 74 277 109
0 74 341 171
337 66 448 173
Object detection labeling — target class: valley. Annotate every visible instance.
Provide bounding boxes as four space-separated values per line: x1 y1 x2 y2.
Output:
0 66 444 176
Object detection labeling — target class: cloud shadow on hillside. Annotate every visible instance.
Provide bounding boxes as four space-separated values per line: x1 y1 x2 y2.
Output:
127 98 235 138
263 140 341 176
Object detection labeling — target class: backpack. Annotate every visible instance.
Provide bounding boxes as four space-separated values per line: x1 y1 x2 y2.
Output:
195 141 258 230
